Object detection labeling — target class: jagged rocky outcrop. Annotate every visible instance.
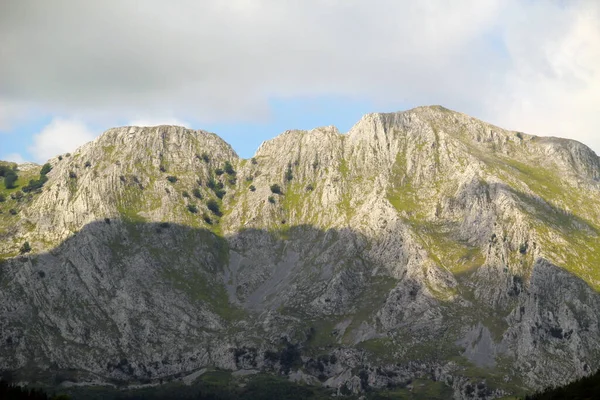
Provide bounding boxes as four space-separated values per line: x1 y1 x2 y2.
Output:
1 106 600 399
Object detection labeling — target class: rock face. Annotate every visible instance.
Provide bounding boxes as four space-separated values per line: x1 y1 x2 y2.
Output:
1 106 600 398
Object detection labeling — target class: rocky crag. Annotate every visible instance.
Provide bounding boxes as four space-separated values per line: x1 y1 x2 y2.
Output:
1 106 600 399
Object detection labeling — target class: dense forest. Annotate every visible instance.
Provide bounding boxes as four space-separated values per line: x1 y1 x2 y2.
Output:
3 368 600 399
0 373 336 400
525 368 600 400
0 380 67 400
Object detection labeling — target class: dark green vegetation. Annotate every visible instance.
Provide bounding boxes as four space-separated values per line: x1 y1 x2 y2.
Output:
285 163 293 182
0 163 53 253
19 242 31 254
65 372 336 400
0 163 17 178
22 164 52 193
4 173 18 189
0 370 464 400
1 165 18 189
1 372 338 400
269 184 281 194
0 380 60 400
206 199 221 216
40 163 52 176
223 161 235 176
525 368 600 399
207 177 226 199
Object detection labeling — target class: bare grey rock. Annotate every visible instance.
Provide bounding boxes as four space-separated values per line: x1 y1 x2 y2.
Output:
1 106 600 399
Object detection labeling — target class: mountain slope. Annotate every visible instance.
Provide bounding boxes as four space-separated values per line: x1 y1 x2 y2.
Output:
1 106 599 399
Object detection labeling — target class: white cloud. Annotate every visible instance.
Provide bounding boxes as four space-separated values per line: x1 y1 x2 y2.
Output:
0 100 32 133
128 118 190 128
0 0 504 123
28 118 96 163
2 153 26 164
0 0 599 153
484 0 600 154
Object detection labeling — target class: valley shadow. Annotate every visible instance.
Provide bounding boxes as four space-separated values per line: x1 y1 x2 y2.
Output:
0 219 410 386
1 213 599 395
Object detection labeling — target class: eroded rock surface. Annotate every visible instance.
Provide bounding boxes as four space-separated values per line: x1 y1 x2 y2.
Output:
1 106 600 399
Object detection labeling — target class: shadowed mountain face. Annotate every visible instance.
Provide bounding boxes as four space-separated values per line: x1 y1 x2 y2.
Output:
1 106 600 398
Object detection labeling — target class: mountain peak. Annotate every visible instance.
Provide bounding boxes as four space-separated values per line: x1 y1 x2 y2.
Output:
2 107 600 397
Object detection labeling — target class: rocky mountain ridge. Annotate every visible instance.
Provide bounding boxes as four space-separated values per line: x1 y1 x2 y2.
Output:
1 105 600 399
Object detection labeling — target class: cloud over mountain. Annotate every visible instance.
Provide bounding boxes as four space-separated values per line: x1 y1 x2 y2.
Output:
1 0 598 155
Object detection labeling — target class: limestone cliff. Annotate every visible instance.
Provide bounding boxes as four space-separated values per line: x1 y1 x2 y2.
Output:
1 106 599 399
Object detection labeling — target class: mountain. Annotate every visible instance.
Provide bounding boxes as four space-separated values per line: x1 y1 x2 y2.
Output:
1 106 600 399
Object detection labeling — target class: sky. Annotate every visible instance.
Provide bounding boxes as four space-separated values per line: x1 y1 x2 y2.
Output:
0 0 599 162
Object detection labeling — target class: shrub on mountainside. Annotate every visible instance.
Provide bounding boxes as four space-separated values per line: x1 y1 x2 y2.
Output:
4 170 18 189
166 176 178 183
11 191 23 200
207 177 217 189
20 242 31 254
40 163 52 176
193 188 203 199
224 161 235 175
207 199 221 216
268 196 276 204
519 243 528 254
214 188 226 199
270 184 281 194
22 175 48 193
22 163 54 193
